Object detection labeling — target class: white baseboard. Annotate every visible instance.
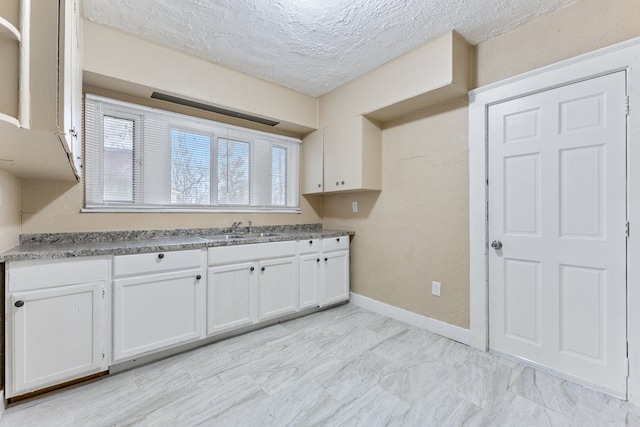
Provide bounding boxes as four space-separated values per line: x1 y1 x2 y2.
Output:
349 292 471 345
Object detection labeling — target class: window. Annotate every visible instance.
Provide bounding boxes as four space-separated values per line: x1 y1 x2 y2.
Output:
84 95 300 212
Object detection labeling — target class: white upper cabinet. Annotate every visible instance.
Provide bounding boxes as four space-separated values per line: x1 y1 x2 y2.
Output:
0 0 22 127
302 115 382 195
301 129 324 194
0 0 82 180
323 115 382 193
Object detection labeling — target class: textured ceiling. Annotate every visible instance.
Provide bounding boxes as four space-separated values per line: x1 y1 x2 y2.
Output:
83 0 578 97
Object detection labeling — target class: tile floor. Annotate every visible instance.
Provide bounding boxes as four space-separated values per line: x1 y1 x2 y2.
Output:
1 304 638 426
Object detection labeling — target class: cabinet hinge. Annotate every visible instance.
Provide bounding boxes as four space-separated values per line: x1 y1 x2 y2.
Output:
626 221 630 238
101 288 105 298
102 353 105 360
625 96 630 115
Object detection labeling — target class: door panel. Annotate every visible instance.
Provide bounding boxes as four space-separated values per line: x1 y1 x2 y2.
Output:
207 262 256 335
504 154 541 235
559 265 605 360
504 259 541 345
488 71 627 396
560 145 605 239
258 257 297 321
113 270 204 361
12 282 105 396
322 251 349 306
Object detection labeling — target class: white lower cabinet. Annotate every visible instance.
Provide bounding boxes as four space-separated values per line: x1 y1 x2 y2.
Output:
207 261 257 335
207 241 297 336
4 235 350 398
259 256 297 320
298 239 321 309
5 257 110 398
112 249 206 362
321 237 350 306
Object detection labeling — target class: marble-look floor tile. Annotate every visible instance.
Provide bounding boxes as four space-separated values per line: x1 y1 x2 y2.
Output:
422 336 474 367
0 304 633 427
313 384 411 427
0 406 75 427
316 351 397 402
380 358 457 403
145 374 265 427
509 366 583 416
73 369 200 426
394 386 482 427
469 392 574 427
442 353 514 409
372 333 440 368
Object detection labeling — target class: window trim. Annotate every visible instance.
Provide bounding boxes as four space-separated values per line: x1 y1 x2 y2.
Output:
83 94 301 214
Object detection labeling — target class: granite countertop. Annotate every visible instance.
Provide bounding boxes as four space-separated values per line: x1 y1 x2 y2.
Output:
0 224 354 263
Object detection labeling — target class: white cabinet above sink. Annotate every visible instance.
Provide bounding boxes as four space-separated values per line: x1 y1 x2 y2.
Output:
302 115 382 195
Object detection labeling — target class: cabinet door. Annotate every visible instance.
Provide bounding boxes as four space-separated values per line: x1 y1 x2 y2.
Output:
9 282 106 397
299 253 320 309
322 121 344 192
323 116 362 192
259 257 297 321
58 0 73 147
301 129 324 194
321 251 350 306
69 0 82 171
207 262 257 335
113 270 205 362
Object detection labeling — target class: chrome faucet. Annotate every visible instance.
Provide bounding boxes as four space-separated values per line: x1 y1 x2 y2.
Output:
231 221 243 233
248 220 253 234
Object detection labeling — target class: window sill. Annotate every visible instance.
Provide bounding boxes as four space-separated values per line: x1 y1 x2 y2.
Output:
82 206 302 214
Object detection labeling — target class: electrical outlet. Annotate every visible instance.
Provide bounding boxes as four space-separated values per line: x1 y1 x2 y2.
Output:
432 281 441 297
352 201 358 213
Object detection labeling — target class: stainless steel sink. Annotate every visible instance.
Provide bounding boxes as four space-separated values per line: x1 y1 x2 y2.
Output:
201 232 284 240
200 233 283 240
202 234 248 240
244 232 284 238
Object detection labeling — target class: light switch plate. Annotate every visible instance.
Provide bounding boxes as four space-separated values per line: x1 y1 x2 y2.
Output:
352 201 358 213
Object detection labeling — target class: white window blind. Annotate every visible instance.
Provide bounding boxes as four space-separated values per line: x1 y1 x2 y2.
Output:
84 95 300 212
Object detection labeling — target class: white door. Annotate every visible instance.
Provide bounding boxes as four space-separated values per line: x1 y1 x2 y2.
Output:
207 262 257 335
11 282 106 396
488 71 627 396
258 257 297 321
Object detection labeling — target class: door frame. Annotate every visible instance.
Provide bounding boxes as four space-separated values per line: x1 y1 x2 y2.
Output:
469 37 640 403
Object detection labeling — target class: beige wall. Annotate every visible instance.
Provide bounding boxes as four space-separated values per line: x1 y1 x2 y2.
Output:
0 169 20 251
476 0 640 87
19 20 324 234
20 180 322 233
323 98 470 326
83 20 318 134
11 0 640 326
322 0 640 329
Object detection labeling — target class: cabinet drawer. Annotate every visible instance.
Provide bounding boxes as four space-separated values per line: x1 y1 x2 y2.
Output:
113 249 202 277
298 239 320 255
208 241 296 266
322 236 349 253
7 257 109 292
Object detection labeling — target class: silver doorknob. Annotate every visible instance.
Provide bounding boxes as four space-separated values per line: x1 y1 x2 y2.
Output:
491 240 503 250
